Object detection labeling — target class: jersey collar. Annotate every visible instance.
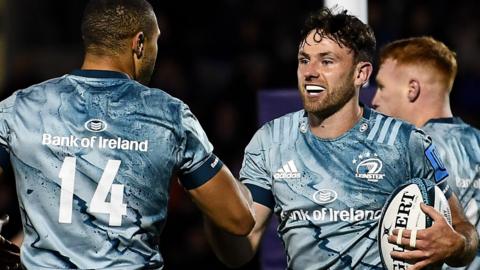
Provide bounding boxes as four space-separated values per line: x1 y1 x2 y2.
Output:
302 103 371 119
70 69 131 80
302 103 372 142
425 117 463 125
362 104 371 119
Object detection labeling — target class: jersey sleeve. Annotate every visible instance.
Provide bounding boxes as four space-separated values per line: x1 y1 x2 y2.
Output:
240 126 275 209
0 94 16 169
176 103 223 190
408 128 451 198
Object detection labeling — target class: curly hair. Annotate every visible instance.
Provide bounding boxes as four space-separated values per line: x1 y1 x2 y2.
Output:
81 0 156 56
300 7 376 63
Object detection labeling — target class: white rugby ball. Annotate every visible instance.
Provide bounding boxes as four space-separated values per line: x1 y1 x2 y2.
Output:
378 178 451 270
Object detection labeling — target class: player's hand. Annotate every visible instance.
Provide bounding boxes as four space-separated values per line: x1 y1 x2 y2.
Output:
0 214 21 270
387 203 464 270
0 234 21 270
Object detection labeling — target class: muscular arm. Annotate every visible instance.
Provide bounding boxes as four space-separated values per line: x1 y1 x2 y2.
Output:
187 165 256 236
444 194 478 266
204 201 272 268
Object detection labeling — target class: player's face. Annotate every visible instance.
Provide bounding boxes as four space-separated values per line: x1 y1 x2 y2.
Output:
297 31 357 118
372 58 410 119
137 18 161 84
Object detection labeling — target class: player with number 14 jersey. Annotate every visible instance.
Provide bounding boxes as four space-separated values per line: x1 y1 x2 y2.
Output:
0 70 224 269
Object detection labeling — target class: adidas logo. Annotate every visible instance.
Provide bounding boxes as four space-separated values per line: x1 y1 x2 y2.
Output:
273 160 301 179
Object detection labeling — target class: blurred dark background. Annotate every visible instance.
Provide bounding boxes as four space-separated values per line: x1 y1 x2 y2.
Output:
0 0 479 269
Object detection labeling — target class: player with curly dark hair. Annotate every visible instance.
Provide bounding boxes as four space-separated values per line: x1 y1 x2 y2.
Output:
204 7 476 270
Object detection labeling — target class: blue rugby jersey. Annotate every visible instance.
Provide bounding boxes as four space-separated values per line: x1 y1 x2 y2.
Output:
0 70 222 269
240 107 449 270
422 118 480 270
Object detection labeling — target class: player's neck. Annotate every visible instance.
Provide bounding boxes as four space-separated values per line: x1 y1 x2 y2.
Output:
416 96 453 127
81 53 133 79
416 108 453 127
308 97 363 139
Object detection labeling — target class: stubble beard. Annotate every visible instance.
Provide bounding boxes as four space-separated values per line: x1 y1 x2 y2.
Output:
300 69 356 119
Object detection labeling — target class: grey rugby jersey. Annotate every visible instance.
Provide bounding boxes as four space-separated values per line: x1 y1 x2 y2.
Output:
422 118 480 270
0 70 222 269
241 107 449 270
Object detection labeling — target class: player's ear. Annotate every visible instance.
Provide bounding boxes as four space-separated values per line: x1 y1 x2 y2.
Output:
407 79 420 102
354 61 373 88
132 32 145 59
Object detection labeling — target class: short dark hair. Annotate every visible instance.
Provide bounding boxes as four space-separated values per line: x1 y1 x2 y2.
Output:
81 0 156 56
300 7 376 63
379 36 457 91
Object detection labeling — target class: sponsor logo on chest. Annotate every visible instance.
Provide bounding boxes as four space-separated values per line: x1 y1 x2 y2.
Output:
282 185 382 222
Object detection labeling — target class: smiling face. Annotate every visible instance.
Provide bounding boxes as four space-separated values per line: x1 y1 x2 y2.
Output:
297 31 358 118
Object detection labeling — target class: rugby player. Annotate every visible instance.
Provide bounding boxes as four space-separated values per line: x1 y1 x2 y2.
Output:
0 0 255 268
204 8 477 270
373 36 480 270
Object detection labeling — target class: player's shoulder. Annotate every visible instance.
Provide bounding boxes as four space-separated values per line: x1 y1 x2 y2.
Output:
245 109 305 152
454 118 480 141
1 75 68 111
118 79 189 120
449 117 480 135
17 75 68 96
0 90 20 111
257 109 305 142
135 82 183 107
365 107 427 146
423 117 480 141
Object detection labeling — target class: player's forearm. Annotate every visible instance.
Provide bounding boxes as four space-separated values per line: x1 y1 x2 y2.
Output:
204 217 257 268
203 180 255 236
446 221 478 266
198 197 255 236
188 166 256 236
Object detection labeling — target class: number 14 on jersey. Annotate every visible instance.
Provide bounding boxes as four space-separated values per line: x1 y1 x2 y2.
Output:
58 157 127 226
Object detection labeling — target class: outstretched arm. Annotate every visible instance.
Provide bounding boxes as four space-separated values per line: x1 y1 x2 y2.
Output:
187 165 256 236
204 200 272 268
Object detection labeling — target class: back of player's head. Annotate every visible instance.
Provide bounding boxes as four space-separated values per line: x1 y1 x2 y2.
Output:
81 0 156 56
379 37 457 92
300 7 376 64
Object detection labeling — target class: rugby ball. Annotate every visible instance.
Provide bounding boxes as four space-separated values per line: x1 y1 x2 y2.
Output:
378 178 451 270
